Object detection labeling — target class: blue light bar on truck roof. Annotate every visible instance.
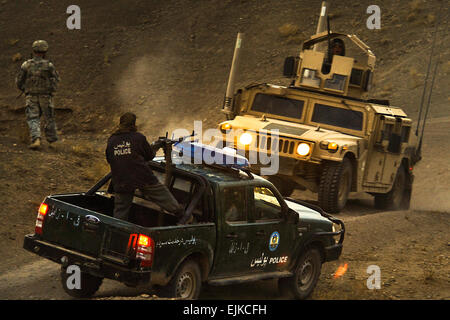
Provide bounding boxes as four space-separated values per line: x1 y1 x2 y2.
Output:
173 141 250 171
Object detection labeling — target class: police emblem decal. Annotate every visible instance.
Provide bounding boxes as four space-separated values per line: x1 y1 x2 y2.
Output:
269 231 280 252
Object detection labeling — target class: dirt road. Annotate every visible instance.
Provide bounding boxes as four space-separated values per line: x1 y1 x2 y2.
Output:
0 209 448 300
0 117 448 300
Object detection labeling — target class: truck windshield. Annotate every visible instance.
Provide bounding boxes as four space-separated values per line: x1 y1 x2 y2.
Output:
311 103 363 131
251 93 304 120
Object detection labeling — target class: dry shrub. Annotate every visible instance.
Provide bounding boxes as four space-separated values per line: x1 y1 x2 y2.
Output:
426 14 436 24
407 0 424 21
278 23 305 44
278 23 299 37
104 53 110 65
380 37 392 46
409 0 424 13
12 53 22 62
70 144 95 157
423 266 435 282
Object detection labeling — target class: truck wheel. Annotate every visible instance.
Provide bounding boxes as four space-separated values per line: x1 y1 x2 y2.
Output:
60 266 103 298
266 175 295 197
374 166 407 210
278 247 322 299
161 259 202 300
318 158 352 213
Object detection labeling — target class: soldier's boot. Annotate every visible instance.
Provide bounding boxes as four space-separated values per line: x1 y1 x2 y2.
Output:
29 138 41 150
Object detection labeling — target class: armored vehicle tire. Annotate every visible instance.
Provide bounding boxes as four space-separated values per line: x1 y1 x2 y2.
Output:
318 158 352 213
374 166 407 210
278 247 322 299
266 175 295 197
60 266 103 298
160 259 202 300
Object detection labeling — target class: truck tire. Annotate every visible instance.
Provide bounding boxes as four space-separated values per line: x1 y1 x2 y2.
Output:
374 166 407 210
266 175 295 197
60 266 103 298
161 259 202 300
318 158 352 213
278 247 322 299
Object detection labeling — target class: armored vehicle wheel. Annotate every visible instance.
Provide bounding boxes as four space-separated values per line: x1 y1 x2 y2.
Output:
374 166 407 210
160 259 202 300
266 175 295 197
60 266 103 298
318 158 352 213
278 247 322 299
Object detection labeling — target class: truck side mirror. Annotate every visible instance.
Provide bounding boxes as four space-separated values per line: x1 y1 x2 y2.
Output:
283 56 298 77
286 208 299 224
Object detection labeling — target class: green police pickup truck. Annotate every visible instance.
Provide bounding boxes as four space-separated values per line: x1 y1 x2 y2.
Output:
23 143 344 300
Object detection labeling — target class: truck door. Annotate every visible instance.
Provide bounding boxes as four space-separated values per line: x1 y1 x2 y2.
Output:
211 186 256 277
246 185 295 273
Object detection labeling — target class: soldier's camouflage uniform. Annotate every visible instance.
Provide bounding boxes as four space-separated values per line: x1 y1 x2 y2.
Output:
16 56 60 143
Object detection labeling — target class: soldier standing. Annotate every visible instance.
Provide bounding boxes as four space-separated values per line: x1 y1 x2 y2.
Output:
16 40 60 150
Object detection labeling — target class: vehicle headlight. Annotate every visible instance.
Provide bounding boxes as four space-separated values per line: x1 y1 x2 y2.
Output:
239 132 253 145
319 140 339 153
220 123 232 133
296 143 310 156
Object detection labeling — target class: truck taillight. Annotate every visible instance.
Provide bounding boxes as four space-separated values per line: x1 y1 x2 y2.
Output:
35 203 48 235
133 234 154 268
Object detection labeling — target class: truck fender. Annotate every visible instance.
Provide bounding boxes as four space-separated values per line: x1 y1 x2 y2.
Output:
160 244 214 286
342 151 358 191
294 234 330 265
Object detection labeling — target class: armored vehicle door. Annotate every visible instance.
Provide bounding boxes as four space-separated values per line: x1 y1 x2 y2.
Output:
381 116 412 185
365 115 393 184
365 114 412 186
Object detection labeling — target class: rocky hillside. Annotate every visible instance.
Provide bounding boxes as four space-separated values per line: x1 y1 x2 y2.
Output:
0 0 448 139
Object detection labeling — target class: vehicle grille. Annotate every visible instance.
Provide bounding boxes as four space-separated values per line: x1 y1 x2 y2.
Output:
253 133 314 159
256 135 296 155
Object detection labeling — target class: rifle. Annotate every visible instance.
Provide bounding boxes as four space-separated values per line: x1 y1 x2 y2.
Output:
154 131 195 186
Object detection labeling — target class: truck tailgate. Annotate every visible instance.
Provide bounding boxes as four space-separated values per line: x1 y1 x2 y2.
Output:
41 196 143 265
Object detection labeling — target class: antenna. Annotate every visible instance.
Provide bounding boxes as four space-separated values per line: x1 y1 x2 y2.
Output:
222 32 244 119
414 0 445 161
327 15 332 65
313 1 329 52
415 0 443 137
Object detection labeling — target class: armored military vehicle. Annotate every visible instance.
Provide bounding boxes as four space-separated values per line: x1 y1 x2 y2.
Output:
217 2 421 213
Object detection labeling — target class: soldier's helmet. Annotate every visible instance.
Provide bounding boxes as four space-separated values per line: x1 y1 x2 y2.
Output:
32 40 49 53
